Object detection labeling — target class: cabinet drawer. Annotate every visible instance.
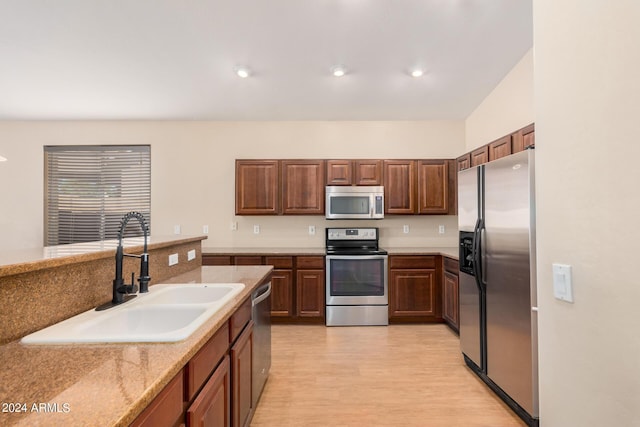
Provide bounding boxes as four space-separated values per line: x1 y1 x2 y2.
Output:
265 256 293 269
229 297 251 343
389 256 436 269
234 256 263 266
131 370 184 427
186 322 230 402
444 257 459 274
203 255 232 266
296 256 324 269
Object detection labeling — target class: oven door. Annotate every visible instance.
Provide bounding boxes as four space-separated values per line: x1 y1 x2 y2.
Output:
326 255 388 305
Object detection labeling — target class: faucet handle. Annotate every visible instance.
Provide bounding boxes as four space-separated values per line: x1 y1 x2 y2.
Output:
123 272 138 294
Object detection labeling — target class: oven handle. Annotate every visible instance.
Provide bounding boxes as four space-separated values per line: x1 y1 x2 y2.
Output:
326 254 388 261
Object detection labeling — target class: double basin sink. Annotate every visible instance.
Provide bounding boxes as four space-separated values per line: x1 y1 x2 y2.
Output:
21 283 245 344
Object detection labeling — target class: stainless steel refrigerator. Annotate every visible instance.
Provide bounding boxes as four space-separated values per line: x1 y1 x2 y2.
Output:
458 149 538 427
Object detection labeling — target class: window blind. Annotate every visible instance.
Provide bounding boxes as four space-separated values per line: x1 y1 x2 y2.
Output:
44 145 151 246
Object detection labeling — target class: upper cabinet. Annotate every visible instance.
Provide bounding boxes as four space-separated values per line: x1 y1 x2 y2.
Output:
235 160 279 215
512 124 535 153
281 160 325 215
326 159 382 186
470 146 489 167
383 160 417 214
456 153 471 172
384 159 454 215
488 135 512 161
418 160 451 214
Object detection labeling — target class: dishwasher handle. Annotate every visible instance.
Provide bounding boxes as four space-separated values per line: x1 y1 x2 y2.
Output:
252 282 272 307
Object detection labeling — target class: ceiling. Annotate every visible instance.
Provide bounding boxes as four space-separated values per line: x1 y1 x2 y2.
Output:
0 1 532 121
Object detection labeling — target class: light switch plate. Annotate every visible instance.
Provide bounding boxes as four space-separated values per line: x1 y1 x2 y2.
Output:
308 225 316 235
552 263 573 303
187 249 196 261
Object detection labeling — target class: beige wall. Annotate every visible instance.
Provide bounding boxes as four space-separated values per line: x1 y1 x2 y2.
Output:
465 49 534 151
0 121 463 251
534 1 640 426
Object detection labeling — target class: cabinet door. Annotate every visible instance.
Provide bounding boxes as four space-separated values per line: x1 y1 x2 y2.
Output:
488 135 512 161
443 271 459 331
132 371 184 427
187 356 231 427
281 160 325 214
326 160 352 186
231 322 253 427
296 269 325 319
383 160 416 214
456 154 471 172
354 160 383 186
470 146 489 167
417 160 449 214
202 255 232 266
269 269 294 318
235 160 279 215
389 269 437 320
523 124 535 149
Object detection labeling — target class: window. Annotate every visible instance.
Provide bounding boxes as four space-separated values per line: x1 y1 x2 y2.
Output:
44 145 151 245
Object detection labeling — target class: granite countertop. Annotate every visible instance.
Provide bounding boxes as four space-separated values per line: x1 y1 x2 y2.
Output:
0 265 272 427
0 235 208 278
202 246 458 260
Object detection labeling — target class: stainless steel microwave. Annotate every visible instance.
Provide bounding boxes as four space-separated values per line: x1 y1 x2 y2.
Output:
325 186 384 219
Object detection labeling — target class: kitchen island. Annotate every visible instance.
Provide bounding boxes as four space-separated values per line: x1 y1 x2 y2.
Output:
0 264 272 426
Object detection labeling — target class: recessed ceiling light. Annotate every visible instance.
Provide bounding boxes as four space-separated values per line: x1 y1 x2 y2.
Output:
331 66 347 77
0 155 7 162
410 68 425 78
234 66 251 78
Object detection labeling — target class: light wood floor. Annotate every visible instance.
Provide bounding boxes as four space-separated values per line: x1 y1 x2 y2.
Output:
251 324 525 427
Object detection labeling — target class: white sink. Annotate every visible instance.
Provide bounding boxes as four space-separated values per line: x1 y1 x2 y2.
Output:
21 283 245 344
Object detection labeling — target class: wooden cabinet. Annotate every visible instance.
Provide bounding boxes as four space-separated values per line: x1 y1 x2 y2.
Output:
326 159 383 186
296 256 325 320
235 160 279 215
383 160 416 214
131 370 185 427
470 146 489 167
442 257 459 333
417 160 450 214
513 123 535 153
186 356 231 427
281 160 325 214
456 153 471 172
488 135 512 161
388 256 441 323
384 159 454 215
265 256 294 318
231 321 253 427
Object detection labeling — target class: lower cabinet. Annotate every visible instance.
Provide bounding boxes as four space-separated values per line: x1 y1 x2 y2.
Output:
202 254 325 323
131 294 259 427
388 256 442 323
231 321 254 427
442 257 460 333
187 356 231 427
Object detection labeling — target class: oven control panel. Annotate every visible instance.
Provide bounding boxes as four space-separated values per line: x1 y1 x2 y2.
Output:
326 228 378 241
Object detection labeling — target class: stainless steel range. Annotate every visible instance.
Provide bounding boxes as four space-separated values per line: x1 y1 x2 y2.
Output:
325 227 388 326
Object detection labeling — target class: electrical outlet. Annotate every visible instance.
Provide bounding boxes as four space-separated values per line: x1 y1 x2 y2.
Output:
168 253 179 266
403 225 410 234
309 225 316 235
253 225 260 234
173 224 181 235
230 221 238 231
439 225 445 234
203 225 209 234
187 249 196 261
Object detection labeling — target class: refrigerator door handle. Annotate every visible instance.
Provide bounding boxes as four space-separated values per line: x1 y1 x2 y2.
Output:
471 218 484 291
479 223 487 287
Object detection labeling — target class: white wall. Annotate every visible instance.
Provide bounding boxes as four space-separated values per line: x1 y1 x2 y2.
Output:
0 121 463 251
534 1 640 426
465 49 534 151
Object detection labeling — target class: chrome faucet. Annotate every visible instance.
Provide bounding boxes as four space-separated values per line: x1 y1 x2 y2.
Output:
110 211 151 306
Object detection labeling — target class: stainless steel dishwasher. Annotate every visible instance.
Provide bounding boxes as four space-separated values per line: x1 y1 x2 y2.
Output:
251 281 271 408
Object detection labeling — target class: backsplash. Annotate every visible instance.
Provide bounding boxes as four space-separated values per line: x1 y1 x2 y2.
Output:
0 241 203 345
